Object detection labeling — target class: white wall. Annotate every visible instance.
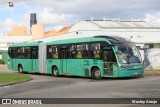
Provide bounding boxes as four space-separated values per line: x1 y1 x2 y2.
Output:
144 48 160 70
0 36 32 51
0 36 32 43
153 44 160 48
35 29 160 44
75 30 160 44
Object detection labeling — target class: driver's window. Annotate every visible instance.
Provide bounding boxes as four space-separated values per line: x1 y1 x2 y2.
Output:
91 43 101 59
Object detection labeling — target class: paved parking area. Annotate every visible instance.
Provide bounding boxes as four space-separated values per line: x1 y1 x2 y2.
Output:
0 64 14 73
0 64 160 107
0 65 86 82
0 64 54 82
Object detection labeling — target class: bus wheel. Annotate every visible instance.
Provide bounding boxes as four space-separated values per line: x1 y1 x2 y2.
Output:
18 65 23 73
92 68 101 80
52 66 59 77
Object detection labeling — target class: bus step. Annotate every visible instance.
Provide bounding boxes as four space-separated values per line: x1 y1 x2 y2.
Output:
103 74 114 77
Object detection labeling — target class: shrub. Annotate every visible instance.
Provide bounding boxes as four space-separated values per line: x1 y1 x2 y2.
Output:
0 59 5 64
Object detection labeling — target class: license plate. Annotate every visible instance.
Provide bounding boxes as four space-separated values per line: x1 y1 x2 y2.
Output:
134 72 138 75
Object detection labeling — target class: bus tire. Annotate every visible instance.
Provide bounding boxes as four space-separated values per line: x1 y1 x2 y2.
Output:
18 65 23 73
52 66 59 77
92 68 101 80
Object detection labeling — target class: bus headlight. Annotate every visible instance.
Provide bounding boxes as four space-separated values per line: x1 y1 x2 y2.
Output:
121 66 127 70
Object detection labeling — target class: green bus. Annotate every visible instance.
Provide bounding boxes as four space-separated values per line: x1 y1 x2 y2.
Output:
8 36 144 79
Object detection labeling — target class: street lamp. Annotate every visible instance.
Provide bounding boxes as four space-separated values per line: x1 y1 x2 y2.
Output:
0 2 14 7
8 2 14 7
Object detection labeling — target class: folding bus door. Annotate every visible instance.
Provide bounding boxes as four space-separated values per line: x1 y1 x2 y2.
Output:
32 47 38 72
60 46 69 75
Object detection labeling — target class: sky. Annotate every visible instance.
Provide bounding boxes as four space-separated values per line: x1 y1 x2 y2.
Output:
0 0 160 33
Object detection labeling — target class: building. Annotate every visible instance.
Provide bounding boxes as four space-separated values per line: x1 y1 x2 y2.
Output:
45 26 71 36
0 25 70 63
34 20 160 63
0 25 32 51
0 25 71 51
68 20 160 48
7 26 29 36
35 20 160 48
1 19 160 64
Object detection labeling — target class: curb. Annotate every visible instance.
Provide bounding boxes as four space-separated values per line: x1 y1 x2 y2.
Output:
0 78 33 87
144 74 160 76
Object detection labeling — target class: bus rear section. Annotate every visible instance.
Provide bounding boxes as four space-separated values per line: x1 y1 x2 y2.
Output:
8 43 39 73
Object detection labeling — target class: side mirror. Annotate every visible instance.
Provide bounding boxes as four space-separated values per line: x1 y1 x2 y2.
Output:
114 46 118 53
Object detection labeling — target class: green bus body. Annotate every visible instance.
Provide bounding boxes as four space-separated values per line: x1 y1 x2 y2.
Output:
8 36 144 79
8 42 39 73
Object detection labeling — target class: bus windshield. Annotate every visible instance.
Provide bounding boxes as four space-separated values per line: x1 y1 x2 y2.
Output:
117 43 141 64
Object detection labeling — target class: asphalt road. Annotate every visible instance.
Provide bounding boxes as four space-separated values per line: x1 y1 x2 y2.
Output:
1 75 160 98
0 65 160 107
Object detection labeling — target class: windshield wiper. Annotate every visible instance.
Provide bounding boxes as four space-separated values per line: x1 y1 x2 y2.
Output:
127 55 140 64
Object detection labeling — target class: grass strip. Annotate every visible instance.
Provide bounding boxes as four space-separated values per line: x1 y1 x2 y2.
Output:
0 73 32 86
144 70 160 76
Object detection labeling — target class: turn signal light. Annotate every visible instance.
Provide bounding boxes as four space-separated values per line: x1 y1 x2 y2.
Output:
121 66 127 70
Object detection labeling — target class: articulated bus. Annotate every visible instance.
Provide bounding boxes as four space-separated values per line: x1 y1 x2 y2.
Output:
8 36 144 79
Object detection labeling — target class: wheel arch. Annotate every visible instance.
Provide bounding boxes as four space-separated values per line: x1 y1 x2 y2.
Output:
51 65 58 71
51 65 59 76
91 66 100 72
17 63 22 70
91 66 100 78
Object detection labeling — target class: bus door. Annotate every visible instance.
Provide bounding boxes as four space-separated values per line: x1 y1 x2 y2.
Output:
32 47 38 72
60 46 69 74
11 49 17 70
102 47 116 75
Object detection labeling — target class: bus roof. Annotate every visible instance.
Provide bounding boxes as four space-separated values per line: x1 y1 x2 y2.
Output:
47 35 130 45
9 35 132 47
94 36 132 44
46 36 109 45
9 42 39 47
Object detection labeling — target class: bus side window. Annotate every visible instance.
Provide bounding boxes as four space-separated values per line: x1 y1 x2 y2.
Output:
53 47 59 59
76 51 82 58
32 47 38 59
17 47 25 58
81 43 89 58
48 46 59 59
11 47 18 58
76 44 82 58
48 46 53 59
70 44 76 58
48 47 52 58
91 43 101 59
25 47 31 59
74 43 89 59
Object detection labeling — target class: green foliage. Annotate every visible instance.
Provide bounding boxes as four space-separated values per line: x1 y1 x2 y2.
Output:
0 59 5 64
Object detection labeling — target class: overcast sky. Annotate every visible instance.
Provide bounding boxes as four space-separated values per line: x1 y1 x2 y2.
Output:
0 0 160 33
